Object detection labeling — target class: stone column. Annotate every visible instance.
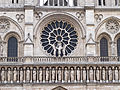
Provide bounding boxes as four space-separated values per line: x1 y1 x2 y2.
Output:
24 0 34 57
85 1 96 56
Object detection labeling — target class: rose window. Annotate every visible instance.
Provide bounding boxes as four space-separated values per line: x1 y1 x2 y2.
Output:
106 19 119 34
40 20 78 57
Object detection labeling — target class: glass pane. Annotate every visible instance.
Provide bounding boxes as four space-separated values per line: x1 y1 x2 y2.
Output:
8 37 18 57
100 37 108 56
117 38 120 56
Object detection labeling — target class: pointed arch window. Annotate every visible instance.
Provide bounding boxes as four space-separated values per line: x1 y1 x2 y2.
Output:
117 38 120 56
100 37 108 57
8 37 18 57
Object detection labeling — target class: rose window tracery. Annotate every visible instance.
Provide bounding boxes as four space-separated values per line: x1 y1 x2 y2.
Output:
106 19 119 34
0 19 10 32
40 20 78 57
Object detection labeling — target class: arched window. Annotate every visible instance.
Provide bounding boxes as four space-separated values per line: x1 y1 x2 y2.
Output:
115 0 118 6
16 0 18 3
100 37 108 57
103 0 105 6
8 37 18 57
117 38 120 56
12 0 14 3
98 0 102 5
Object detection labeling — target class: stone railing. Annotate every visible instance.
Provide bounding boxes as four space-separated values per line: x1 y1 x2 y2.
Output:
37 0 80 7
0 56 119 84
0 3 24 8
0 56 119 64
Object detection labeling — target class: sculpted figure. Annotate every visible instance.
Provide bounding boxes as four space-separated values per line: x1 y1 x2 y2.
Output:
46 68 49 81
64 68 68 82
20 68 23 82
33 68 37 82
96 68 100 81
52 68 56 82
8 68 11 82
58 68 62 82
102 68 106 81
108 68 112 81
0 43 3 56
70 68 74 82
1 68 5 82
26 68 30 82
76 67 80 82
83 68 86 81
13 68 17 82
114 67 118 81
89 68 94 81
39 68 43 82
56 42 63 57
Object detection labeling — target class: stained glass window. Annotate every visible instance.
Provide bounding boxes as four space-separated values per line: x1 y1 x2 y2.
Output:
100 37 108 57
41 20 78 57
117 38 120 56
8 37 18 57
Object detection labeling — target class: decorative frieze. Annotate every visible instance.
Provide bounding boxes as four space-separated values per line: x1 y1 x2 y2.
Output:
0 65 119 84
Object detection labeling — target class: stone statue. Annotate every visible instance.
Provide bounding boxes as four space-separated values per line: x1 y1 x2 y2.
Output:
96 68 100 81
83 68 86 81
114 68 118 81
1 68 5 82
102 68 106 81
70 68 74 82
89 68 94 81
26 68 30 82
39 68 43 82
76 67 80 82
46 68 49 81
0 43 3 56
8 68 11 82
13 68 17 82
52 68 56 82
108 68 112 81
58 68 62 82
33 68 37 82
64 68 68 82
20 68 23 82
56 42 63 57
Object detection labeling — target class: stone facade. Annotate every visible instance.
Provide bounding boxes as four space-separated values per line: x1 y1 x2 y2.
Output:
0 0 120 90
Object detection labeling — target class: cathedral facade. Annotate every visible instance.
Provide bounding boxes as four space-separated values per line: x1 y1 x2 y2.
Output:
0 0 120 90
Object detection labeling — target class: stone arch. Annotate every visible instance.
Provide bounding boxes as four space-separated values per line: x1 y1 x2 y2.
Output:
34 12 86 38
34 12 86 56
4 32 21 42
96 32 112 56
52 86 67 90
95 16 120 40
0 16 24 40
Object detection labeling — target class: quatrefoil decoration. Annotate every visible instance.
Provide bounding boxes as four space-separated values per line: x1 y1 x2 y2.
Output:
16 14 24 23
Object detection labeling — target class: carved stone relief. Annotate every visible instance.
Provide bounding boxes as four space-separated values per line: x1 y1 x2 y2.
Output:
76 12 84 21
106 19 119 34
16 14 24 23
0 19 10 32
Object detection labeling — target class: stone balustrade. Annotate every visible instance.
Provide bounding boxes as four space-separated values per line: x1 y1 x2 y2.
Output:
0 57 119 64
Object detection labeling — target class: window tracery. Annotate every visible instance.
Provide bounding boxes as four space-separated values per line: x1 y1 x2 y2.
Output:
0 19 10 32
40 20 78 57
106 19 119 34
